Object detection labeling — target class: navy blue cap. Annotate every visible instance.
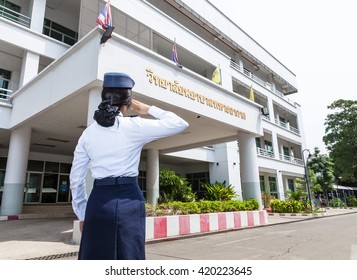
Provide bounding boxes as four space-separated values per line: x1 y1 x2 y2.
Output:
103 72 135 89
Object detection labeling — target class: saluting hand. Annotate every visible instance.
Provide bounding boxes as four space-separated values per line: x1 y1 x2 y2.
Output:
131 99 150 115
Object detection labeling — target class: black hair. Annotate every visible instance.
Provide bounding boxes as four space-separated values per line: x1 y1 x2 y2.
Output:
93 88 132 127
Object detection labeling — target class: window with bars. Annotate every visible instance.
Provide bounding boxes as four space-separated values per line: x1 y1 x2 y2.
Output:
0 0 20 23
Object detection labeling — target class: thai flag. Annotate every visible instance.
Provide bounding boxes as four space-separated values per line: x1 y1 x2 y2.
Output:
96 0 112 30
172 40 183 68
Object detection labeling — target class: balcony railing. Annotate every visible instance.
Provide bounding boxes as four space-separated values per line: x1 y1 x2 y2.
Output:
279 154 304 166
0 88 12 104
256 148 304 166
230 60 295 106
274 118 300 134
257 147 274 158
0 5 31 28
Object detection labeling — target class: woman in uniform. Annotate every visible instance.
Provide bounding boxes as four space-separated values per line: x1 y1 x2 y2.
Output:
70 72 189 260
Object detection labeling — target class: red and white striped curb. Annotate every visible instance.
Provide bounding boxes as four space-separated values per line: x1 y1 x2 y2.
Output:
268 212 327 217
145 210 267 240
0 215 19 221
72 210 268 244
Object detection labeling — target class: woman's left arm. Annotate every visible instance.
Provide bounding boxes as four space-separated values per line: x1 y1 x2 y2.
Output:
70 135 90 222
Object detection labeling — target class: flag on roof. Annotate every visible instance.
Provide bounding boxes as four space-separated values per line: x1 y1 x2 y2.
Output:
249 85 255 102
212 64 221 84
171 39 183 68
96 0 112 30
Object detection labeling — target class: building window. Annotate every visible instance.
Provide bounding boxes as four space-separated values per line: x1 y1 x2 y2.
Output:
264 140 274 157
43 18 78 46
115 10 151 49
264 140 273 152
269 176 278 198
186 172 209 199
287 179 294 192
279 116 286 127
283 146 290 161
0 157 6 206
259 175 265 192
255 138 261 149
27 160 44 172
0 68 11 99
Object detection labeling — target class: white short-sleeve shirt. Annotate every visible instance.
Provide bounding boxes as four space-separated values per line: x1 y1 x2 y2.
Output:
70 106 188 220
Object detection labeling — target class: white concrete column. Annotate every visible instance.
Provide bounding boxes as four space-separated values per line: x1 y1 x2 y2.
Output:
210 142 242 200
221 63 233 92
267 97 274 122
233 53 243 72
29 0 46 33
276 170 284 200
19 51 40 87
268 74 276 92
146 149 160 206
272 131 279 160
0 126 31 215
279 143 284 159
87 87 102 125
283 176 289 192
238 132 263 209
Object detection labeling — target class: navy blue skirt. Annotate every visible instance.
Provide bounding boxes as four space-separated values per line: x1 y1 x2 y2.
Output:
78 177 146 260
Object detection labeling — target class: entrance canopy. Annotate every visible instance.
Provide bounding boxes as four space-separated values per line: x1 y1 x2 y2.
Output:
7 29 263 156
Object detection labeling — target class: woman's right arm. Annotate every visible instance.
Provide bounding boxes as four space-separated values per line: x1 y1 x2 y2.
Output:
131 99 189 141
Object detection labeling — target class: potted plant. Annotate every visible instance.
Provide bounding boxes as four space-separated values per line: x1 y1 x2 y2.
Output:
261 192 273 212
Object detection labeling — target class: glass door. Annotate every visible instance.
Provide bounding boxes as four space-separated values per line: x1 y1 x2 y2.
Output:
41 174 58 203
58 175 70 203
24 173 42 203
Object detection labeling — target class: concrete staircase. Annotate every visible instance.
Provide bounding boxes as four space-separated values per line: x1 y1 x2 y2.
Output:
20 204 76 219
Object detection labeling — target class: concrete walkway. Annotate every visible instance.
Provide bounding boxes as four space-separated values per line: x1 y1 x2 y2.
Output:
0 208 356 260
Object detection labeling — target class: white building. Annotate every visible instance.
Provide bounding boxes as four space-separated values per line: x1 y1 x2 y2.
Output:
0 0 307 216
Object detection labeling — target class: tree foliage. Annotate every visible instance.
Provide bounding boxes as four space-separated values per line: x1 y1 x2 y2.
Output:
158 168 196 203
307 147 334 192
287 178 308 201
323 99 357 183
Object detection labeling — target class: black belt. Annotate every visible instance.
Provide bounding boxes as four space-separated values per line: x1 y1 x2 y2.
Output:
94 176 137 186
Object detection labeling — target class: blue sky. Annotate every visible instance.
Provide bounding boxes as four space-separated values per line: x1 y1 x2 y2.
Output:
209 0 357 154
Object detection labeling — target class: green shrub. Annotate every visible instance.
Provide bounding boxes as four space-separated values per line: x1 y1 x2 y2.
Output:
202 181 237 201
159 168 196 203
146 199 259 216
329 198 346 208
199 200 223 213
347 196 357 207
243 199 260 211
270 199 306 213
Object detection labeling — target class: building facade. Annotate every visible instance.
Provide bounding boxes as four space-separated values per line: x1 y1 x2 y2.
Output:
0 0 307 216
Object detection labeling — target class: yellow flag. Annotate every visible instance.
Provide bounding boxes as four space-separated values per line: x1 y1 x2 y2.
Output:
212 65 221 84
249 85 254 102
